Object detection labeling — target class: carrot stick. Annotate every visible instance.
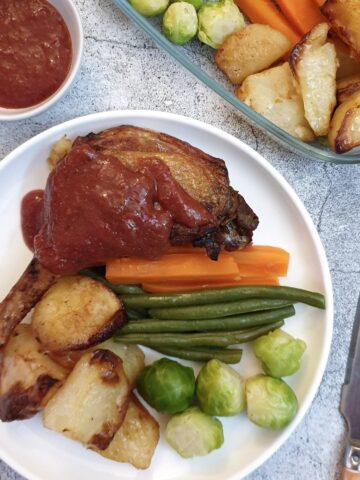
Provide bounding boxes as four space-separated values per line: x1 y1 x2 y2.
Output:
166 246 289 276
142 276 280 293
231 246 289 276
234 0 301 45
106 253 239 284
275 0 326 35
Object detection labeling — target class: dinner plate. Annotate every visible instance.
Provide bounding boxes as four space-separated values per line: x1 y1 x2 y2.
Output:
0 111 333 480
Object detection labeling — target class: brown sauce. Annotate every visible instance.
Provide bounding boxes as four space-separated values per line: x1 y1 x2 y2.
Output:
0 0 72 109
21 145 214 275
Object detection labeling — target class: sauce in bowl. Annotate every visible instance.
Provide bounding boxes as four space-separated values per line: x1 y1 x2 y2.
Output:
0 0 72 109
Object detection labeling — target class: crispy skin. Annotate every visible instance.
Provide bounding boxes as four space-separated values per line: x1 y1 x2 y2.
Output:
0 258 57 346
74 125 259 259
73 127 230 219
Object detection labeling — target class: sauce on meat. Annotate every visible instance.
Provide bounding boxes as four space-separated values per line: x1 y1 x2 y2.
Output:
0 0 72 109
21 190 44 250
21 145 214 275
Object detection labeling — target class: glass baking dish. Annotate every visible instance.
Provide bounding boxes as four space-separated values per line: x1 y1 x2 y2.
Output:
112 0 360 164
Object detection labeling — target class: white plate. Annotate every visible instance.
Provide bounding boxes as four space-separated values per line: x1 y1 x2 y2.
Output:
0 111 333 480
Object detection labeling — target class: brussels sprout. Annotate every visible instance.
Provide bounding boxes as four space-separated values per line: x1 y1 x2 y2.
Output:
136 358 195 414
130 0 169 17
171 0 203 12
165 406 224 457
197 0 245 48
246 375 298 429
196 359 245 416
162 2 198 45
253 329 307 378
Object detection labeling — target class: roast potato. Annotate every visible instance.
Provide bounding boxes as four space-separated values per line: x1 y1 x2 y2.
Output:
99 394 159 469
48 342 144 386
47 135 72 169
43 349 131 450
97 340 145 386
0 324 67 422
328 90 360 153
215 24 291 85
236 63 314 141
32 275 127 352
322 0 360 61
290 23 338 136
330 36 360 79
337 74 360 103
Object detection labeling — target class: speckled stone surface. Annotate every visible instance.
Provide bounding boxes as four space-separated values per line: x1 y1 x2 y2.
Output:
0 1 359 479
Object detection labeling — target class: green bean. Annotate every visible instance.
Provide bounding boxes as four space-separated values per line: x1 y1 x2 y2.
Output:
121 285 325 309
119 306 295 334
79 269 144 295
115 320 284 348
126 308 148 320
148 299 292 320
148 346 243 364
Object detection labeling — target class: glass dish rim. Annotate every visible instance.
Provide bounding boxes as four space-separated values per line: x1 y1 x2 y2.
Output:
112 0 360 165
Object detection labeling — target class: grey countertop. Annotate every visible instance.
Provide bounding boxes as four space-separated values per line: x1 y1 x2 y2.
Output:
0 0 359 478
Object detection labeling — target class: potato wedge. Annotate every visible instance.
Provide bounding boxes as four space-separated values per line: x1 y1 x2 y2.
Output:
337 74 360 103
215 24 291 85
328 90 360 153
97 340 145 386
236 63 314 141
32 275 127 352
43 349 131 450
99 394 159 469
322 0 360 61
0 324 67 422
290 23 338 136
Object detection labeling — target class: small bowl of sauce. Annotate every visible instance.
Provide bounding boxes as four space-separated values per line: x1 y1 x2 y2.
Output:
0 0 83 121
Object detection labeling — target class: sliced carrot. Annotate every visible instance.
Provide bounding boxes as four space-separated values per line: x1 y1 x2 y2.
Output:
167 245 289 275
142 276 280 293
275 0 326 35
106 253 240 284
231 245 289 276
234 0 301 45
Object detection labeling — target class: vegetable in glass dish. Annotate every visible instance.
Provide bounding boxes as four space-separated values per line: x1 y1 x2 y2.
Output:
197 0 245 49
129 0 169 17
136 358 195 414
196 359 246 416
253 328 306 378
246 374 298 429
162 2 198 45
165 406 224 457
